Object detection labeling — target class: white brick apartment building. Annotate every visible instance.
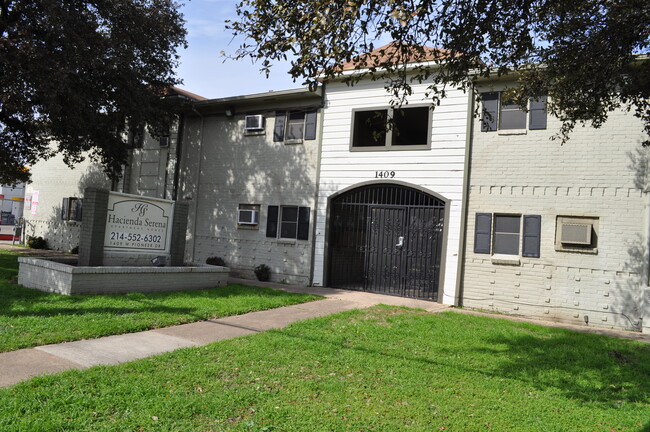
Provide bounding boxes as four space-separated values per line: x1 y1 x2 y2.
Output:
312 43 471 305
461 79 650 333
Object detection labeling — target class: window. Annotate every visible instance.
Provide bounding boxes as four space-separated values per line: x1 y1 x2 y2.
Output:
266 205 310 240
128 126 144 149
237 204 260 229
474 213 541 258
273 109 318 143
351 106 431 150
481 92 547 131
555 216 598 253
61 197 83 221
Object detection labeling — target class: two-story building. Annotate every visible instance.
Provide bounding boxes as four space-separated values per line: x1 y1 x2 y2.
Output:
461 79 650 333
312 43 471 306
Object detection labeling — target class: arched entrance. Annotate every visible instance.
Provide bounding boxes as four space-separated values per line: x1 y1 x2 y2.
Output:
327 183 445 301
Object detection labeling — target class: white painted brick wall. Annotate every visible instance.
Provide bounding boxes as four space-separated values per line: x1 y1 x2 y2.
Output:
463 84 649 331
178 108 320 285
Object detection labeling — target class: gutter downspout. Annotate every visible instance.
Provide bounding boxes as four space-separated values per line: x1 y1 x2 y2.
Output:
308 85 327 286
454 85 476 307
172 113 185 201
189 107 205 264
642 186 650 333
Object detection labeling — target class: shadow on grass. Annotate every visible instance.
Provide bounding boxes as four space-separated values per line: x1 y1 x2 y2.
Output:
269 310 650 406
0 282 303 320
480 329 650 403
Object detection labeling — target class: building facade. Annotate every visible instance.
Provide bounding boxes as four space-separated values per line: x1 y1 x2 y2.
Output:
177 88 323 284
312 49 471 305
461 80 650 333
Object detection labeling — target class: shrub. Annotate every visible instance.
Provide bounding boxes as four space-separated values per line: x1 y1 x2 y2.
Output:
254 264 271 282
206 256 226 266
70 245 79 254
27 236 48 249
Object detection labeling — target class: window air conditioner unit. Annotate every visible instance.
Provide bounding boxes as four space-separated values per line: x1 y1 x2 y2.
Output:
244 115 264 131
560 223 592 245
238 209 259 225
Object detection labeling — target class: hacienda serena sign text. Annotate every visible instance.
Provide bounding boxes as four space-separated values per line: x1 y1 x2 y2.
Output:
104 192 174 253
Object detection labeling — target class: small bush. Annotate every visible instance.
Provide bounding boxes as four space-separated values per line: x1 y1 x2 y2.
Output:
27 236 48 249
70 245 79 254
206 256 226 266
254 264 271 282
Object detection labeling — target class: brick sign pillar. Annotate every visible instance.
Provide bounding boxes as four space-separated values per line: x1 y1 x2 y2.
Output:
78 188 109 266
169 201 189 266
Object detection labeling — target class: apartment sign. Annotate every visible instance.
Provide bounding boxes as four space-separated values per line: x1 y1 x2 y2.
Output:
104 192 174 253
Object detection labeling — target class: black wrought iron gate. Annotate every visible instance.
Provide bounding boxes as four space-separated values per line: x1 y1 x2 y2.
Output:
328 184 445 300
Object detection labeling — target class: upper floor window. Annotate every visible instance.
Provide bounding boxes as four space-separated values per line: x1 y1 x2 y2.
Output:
351 106 431 150
481 92 547 132
273 109 318 144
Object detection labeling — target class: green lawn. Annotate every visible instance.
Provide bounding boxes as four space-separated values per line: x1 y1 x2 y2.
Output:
2 306 648 431
0 251 320 352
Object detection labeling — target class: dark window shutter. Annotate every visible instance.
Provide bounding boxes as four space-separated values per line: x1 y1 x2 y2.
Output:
522 215 541 258
474 213 492 254
73 198 83 221
273 111 286 142
297 207 310 240
304 110 317 140
266 205 279 238
481 92 499 132
529 96 547 130
61 198 69 220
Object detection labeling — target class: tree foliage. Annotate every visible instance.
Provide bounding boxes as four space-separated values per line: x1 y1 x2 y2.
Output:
0 0 187 185
228 0 650 144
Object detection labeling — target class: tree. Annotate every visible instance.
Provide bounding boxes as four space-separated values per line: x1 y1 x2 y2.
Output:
228 0 650 144
0 0 187 185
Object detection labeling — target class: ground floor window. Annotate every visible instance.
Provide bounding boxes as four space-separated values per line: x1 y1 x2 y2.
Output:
474 213 541 258
266 205 310 240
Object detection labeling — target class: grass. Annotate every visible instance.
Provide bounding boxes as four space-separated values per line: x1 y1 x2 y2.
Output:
1 306 648 431
0 251 320 352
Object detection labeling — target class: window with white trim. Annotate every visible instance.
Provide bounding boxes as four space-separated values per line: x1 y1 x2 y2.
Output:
481 91 547 131
474 213 541 258
273 109 318 144
266 205 310 240
351 106 431 150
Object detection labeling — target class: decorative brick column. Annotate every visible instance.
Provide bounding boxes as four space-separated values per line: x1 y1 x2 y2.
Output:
169 201 189 266
78 188 109 266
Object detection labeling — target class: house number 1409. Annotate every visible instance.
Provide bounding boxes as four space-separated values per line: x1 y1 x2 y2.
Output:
375 171 395 178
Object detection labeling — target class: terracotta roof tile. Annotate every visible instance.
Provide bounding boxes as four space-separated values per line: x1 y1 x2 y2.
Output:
339 41 453 71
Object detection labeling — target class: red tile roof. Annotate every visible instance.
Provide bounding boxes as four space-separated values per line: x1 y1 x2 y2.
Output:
339 41 453 71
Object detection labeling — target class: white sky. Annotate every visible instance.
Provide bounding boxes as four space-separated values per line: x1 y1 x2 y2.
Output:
174 0 299 99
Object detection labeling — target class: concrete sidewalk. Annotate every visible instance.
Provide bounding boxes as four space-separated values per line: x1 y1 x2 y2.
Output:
0 279 449 388
2 276 648 388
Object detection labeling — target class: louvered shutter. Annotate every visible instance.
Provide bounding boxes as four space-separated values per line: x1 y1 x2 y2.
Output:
474 213 492 254
481 92 499 132
529 96 547 130
304 110 318 140
522 215 541 258
266 206 279 238
61 198 70 220
297 207 310 240
273 111 286 142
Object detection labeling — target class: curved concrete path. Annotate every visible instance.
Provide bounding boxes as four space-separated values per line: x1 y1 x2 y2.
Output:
2 276 648 388
0 279 449 388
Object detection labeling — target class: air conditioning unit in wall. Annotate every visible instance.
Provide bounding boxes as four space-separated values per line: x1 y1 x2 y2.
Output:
560 223 592 245
238 209 259 225
244 115 264 131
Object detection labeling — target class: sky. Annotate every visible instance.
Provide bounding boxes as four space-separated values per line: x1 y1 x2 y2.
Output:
174 0 299 100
